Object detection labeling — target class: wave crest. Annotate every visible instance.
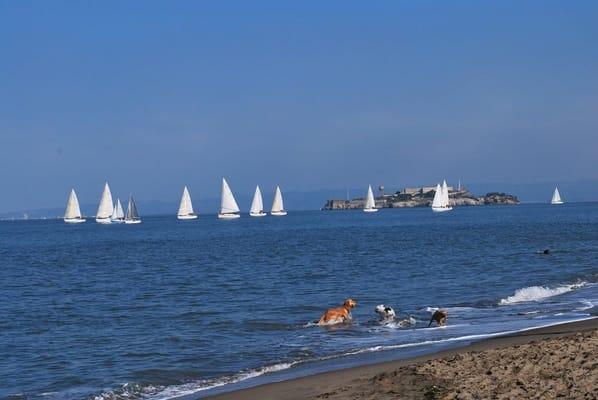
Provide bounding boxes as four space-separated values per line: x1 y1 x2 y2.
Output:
92 362 299 400
499 283 586 305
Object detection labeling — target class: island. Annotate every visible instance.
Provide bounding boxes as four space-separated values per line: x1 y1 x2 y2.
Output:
323 185 519 210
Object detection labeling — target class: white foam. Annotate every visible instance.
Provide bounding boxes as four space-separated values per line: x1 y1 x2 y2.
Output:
499 283 586 305
576 300 594 311
93 316 597 400
130 362 298 400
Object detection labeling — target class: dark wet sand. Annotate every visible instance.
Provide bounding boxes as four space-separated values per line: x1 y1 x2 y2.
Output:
204 318 598 400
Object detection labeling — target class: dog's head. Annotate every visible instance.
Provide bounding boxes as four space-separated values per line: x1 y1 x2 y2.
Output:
343 298 357 309
375 304 396 319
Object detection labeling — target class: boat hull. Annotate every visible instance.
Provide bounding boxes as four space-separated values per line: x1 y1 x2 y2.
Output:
249 212 267 217
270 211 287 216
363 208 378 213
64 218 86 224
111 219 125 224
551 201 564 205
218 213 240 219
432 206 453 213
178 214 198 220
96 217 112 224
124 219 142 224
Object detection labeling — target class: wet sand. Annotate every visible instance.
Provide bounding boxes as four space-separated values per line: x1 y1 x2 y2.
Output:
204 318 597 400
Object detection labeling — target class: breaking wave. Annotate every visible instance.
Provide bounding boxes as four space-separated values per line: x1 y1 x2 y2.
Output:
90 317 595 400
92 362 299 400
499 283 587 305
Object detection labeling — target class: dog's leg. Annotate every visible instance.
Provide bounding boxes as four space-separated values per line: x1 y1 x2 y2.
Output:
428 315 435 327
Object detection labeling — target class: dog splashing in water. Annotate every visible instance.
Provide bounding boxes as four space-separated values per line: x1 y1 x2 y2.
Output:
318 298 357 326
375 304 416 327
428 309 448 327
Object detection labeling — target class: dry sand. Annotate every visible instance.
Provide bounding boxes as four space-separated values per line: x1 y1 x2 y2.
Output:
204 318 597 400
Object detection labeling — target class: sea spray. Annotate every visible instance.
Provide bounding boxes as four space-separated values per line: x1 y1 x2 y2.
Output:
499 283 586 305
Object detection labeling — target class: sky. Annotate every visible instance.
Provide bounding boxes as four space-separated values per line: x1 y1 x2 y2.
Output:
1 1 597 213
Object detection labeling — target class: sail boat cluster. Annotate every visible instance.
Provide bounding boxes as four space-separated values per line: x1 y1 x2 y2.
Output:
64 180 567 223
360 180 452 214
64 179 288 223
64 182 141 224
217 178 287 219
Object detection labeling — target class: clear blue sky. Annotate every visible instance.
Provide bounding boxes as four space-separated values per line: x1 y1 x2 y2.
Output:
1 1 597 212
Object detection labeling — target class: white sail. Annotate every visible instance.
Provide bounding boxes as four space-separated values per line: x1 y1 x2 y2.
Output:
178 186 196 217
111 198 125 221
96 182 114 222
364 185 377 211
551 187 563 204
432 180 453 212
250 185 265 216
442 180 450 207
270 186 286 215
220 178 240 214
64 189 83 219
431 183 443 208
116 198 125 219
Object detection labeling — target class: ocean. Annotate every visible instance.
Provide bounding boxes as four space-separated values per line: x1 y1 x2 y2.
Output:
1 203 597 399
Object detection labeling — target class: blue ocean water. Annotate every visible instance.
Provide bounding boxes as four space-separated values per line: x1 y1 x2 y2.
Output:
1 203 597 400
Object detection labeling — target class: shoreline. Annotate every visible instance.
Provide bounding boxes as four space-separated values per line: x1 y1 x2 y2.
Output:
201 317 598 400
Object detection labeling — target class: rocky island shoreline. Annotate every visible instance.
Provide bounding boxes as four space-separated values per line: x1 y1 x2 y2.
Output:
323 185 519 210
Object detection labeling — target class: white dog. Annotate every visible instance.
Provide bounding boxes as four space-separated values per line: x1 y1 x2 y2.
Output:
375 304 416 327
375 304 396 322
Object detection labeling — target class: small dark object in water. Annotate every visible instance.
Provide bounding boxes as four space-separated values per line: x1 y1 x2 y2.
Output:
428 309 448 327
543 249 550 255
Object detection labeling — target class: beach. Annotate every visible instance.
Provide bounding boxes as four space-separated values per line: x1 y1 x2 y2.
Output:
205 317 598 400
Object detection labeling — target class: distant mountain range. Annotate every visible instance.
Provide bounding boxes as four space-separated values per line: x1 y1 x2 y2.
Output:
1 181 596 219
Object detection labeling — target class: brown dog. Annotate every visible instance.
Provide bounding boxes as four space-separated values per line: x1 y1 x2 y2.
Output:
428 309 448 327
318 299 357 325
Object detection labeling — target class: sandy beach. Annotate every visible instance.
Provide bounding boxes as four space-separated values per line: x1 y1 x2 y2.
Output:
205 318 598 400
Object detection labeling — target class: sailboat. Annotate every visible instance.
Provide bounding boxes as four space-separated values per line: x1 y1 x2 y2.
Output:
363 185 378 213
551 187 564 205
111 198 125 223
249 185 267 217
218 178 241 219
177 186 198 220
270 186 287 216
64 189 86 223
431 180 453 212
96 182 114 224
124 194 142 224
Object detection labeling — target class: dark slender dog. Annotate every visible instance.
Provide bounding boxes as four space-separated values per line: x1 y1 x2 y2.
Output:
428 309 448 327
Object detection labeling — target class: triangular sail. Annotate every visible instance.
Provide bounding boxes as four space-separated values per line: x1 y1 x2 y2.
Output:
221 178 240 214
126 195 140 220
431 183 443 208
365 185 376 209
271 186 284 212
112 198 125 220
250 185 264 214
96 182 114 219
551 187 563 204
442 180 450 207
64 189 82 219
178 186 195 216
